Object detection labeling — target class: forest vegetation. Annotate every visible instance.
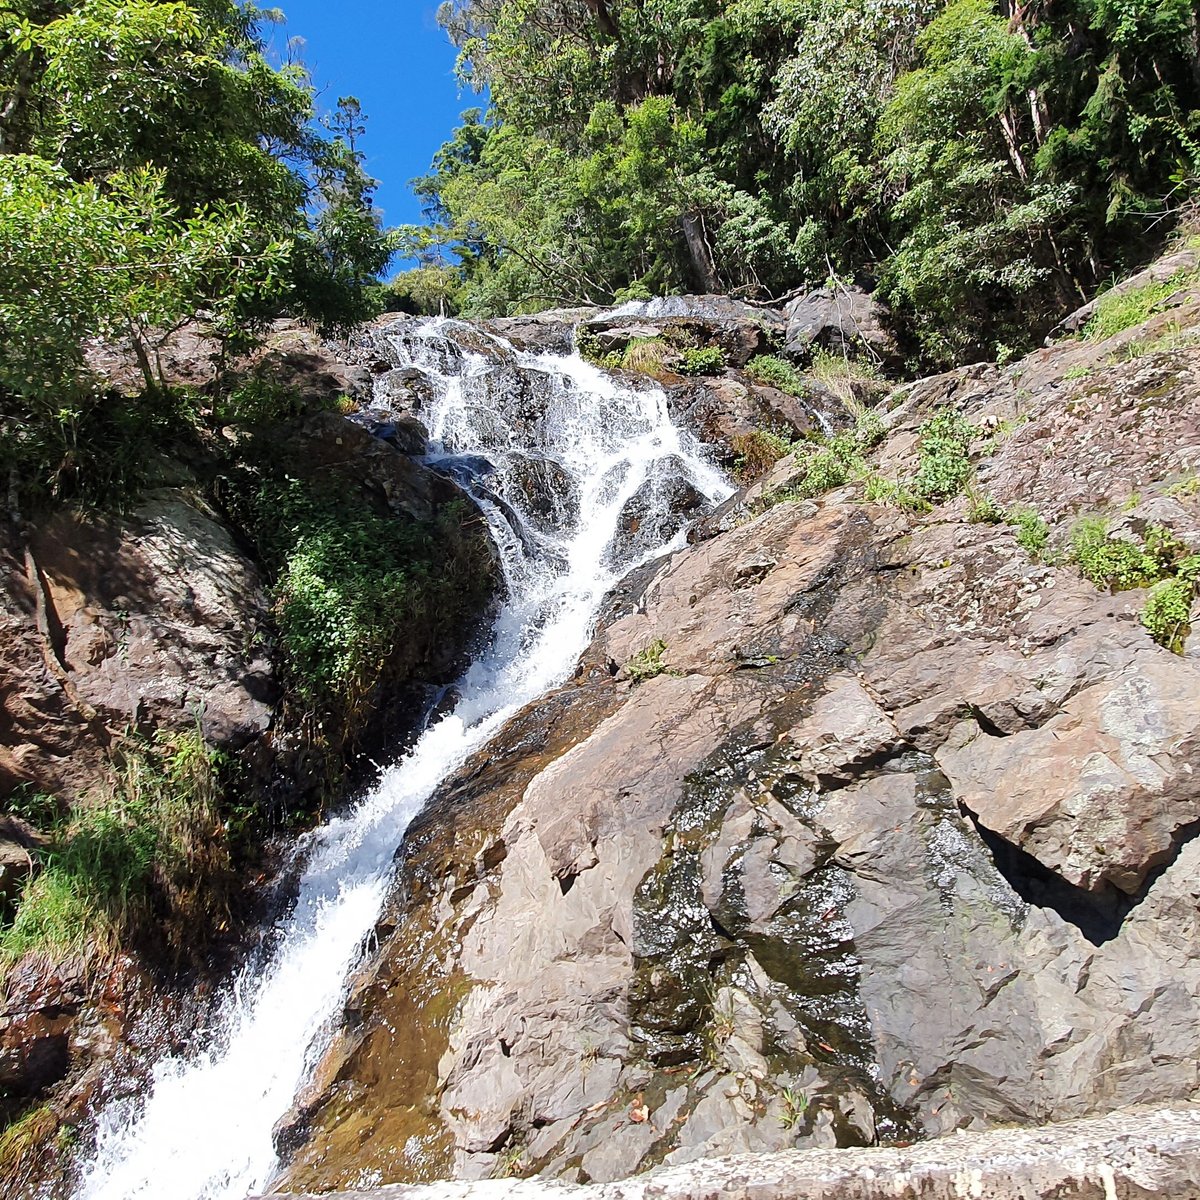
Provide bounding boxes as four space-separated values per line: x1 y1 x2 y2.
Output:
0 0 396 511
395 0 1200 365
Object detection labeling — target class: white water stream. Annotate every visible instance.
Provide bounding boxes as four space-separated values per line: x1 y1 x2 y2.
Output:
72 322 731 1200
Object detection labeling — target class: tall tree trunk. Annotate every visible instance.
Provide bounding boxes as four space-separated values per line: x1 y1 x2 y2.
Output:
680 210 720 294
582 0 617 39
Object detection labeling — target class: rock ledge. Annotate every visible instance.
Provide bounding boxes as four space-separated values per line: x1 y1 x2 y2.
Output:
259 1105 1200 1199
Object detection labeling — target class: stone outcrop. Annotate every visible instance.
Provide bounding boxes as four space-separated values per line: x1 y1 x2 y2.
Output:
274 274 1200 1193
582 296 787 367
0 492 275 804
0 331 501 1170
784 285 898 364
259 1105 1200 1199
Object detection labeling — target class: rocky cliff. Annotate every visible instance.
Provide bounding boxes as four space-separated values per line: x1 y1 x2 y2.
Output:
0 322 500 1191
271 272 1200 1191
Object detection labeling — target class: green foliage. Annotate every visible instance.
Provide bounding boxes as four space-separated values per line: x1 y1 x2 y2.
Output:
1083 269 1200 341
0 1104 58 1197
1070 516 1160 590
745 355 807 396
626 638 669 683
863 472 929 512
0 3 396 507
426 0 1200 364
1011 508 1050 558
1141 572 1196 652
779 1087 808 1130
678 345 726 375
913 408 975 500
0 733 228 969
237 476 492 735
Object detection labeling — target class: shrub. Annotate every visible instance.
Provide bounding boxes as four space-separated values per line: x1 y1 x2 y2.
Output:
239 476 492 734
1070 516 1159 590
1141 573 1196 652
913 409 975 501
678 346 725 375
1010 508 1049 558
745 355 806 396
731 430 796 482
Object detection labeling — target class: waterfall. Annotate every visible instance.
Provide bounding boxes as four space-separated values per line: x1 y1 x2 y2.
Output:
71 320 732 1200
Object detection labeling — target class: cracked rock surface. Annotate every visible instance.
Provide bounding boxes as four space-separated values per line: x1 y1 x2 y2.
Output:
274 293 1200 1193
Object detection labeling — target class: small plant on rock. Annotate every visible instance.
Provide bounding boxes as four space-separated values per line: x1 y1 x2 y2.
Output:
913 408 975 501
745 354 806 396
779 1086 808 1130
863 473 929 513
966 487 1005 524
809 348 886 416
621 337 673 378
1141 560 1199 652
626 638 670 683
1070 516 1159 590
678 345 725 375
1010 508 1049 558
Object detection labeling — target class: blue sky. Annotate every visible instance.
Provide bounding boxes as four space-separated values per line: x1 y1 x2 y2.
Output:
272 2 473 235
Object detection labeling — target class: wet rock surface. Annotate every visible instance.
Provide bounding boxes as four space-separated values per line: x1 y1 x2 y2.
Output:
277 284 1200 1192
259 1105 1200 1199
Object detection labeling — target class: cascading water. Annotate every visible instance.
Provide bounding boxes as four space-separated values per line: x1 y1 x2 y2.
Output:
71 320 732 1200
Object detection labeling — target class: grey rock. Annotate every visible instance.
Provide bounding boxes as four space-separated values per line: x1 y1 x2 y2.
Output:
784 285 898 363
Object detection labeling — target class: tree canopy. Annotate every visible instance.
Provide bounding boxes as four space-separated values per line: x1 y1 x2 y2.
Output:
0 0 397 504
408 0 1200 364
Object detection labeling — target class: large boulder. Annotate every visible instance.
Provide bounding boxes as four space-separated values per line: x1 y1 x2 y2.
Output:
784 285 898 364
582 296 787 368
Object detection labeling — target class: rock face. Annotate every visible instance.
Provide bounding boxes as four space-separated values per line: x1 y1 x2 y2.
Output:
0 493 275 804
259 1105 1200 1200
784 286 898 364
275 278 1200 1193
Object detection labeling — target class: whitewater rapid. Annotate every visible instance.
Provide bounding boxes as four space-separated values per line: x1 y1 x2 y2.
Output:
72 322 731 1200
